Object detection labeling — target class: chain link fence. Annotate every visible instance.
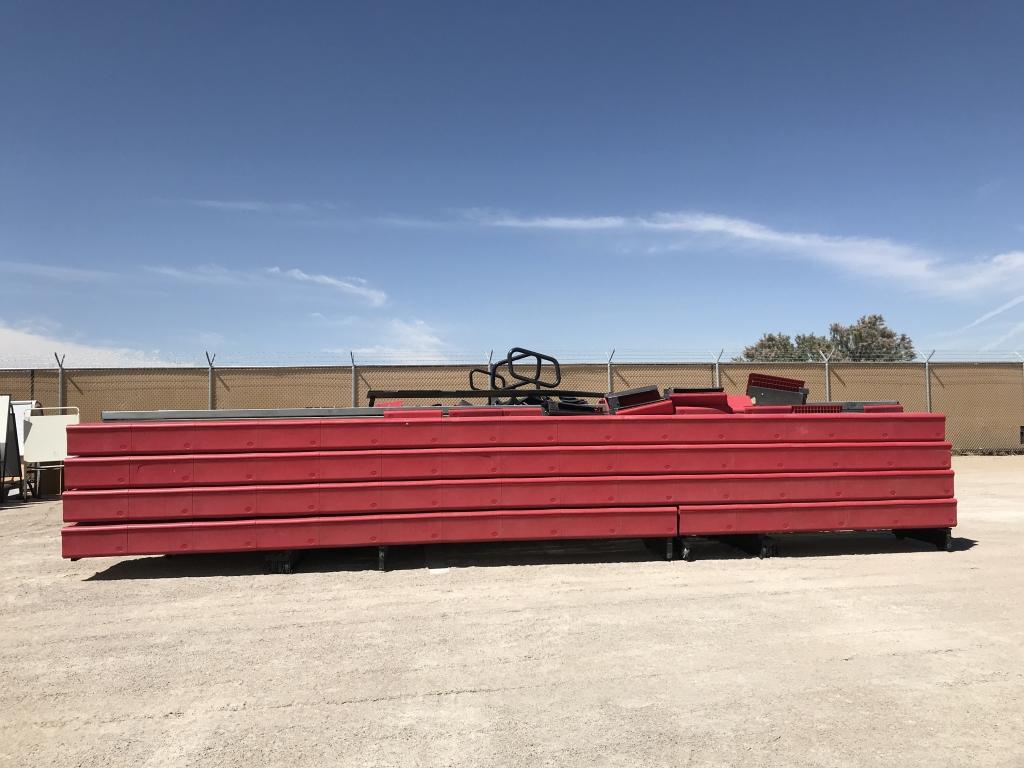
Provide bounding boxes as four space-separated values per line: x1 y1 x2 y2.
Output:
2 354 1024 452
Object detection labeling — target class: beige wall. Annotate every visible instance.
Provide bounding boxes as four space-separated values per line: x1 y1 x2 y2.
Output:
216 367 353 410
3 362 1023 452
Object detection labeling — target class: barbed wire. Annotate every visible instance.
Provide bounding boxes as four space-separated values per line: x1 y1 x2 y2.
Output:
1 348 1023 370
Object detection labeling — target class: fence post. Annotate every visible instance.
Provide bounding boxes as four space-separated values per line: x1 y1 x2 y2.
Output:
205 351 216 410
925 350 935 412
54 353 66 409
819 350 832 401
713 349 723 388
486 350 494 405
607 349 615 392
350 351 357 407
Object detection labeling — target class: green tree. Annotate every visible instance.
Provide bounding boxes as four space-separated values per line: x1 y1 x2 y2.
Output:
827 314 916 361
738 315 915 362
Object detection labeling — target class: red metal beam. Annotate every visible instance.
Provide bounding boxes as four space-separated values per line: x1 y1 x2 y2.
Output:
61 506 679 558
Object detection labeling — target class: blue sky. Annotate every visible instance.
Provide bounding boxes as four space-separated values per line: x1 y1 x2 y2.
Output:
2 1 1023 365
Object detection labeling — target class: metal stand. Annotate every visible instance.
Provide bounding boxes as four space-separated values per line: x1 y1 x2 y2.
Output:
643 537 677 562
894 527 952 551
717 534 778 559
378 545 389 572
677 537 696 562
266 550 304 574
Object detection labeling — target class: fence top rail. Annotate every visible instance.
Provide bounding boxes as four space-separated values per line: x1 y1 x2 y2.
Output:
3 358 1024 374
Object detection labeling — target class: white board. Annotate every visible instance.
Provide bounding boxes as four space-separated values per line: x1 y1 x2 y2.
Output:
12 400 37 454
1 395 23 496
23 410 79 463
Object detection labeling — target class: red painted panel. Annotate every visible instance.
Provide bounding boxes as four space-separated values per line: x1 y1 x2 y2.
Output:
380 419 444 448
254 519 319 549
62 490 129 522
500 477 562 508
130 457 194 487
258 484 319 516
320 419 382 450
499 417 557 447
678 498 958 535
318 483 382 514
66 424 132 457
440 479 500 511
61 524 128 558
441 419 499 447
557 417 621 445
192 520 258 552
553 414 947 445
500 448 558 477
257 420 321 451
59 442 939 489
375 514 438 545
378 479 445 511
559 477 621 506
558 448 616 475
442 450 501 478
614 447 681 474
192 487 255 519
319 515 386 546
191 454 260 485
128 522 193 554
129 488 193 520
253 453 319 484
64 458 130 490
615 477 684 505
190 422 259 452
679 470 954 504
320 451 381 482
380 450 441 480
131 423 197 454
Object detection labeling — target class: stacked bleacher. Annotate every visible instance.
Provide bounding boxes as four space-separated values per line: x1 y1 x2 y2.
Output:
60 388 956 563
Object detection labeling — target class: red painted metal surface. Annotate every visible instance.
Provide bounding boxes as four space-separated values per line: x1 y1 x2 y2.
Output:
64 442 952 490
677 498 957 535
62 470 953 523
66 413 948 456
60 405 955 560
61 506 679 557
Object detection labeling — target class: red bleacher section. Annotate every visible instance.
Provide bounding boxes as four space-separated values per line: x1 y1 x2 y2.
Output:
60 406 956 559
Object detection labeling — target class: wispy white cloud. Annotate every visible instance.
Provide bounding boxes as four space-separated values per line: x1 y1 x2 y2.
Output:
0 321 173 367
465 209 1024 298
958 294 1024 333
265 267 386 307
147 264 387 306
982 320 1024 351
145 264 246 285
307 312 360 327
188 199 338 214
324 318 449 361
0 260 116 283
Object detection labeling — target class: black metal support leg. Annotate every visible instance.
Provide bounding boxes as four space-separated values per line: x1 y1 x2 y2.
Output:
378 545 389 572
678 537 695 562
894 527 952 551
266 550 304 574
643 537 677 561
717 534 778 559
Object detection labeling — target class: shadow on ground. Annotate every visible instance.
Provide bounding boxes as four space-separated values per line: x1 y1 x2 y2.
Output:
85 532 977 580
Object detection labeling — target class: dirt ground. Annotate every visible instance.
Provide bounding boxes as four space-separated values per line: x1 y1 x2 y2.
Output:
1 455 1023 768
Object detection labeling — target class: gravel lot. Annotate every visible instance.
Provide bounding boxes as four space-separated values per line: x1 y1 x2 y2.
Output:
2 455 1022 767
